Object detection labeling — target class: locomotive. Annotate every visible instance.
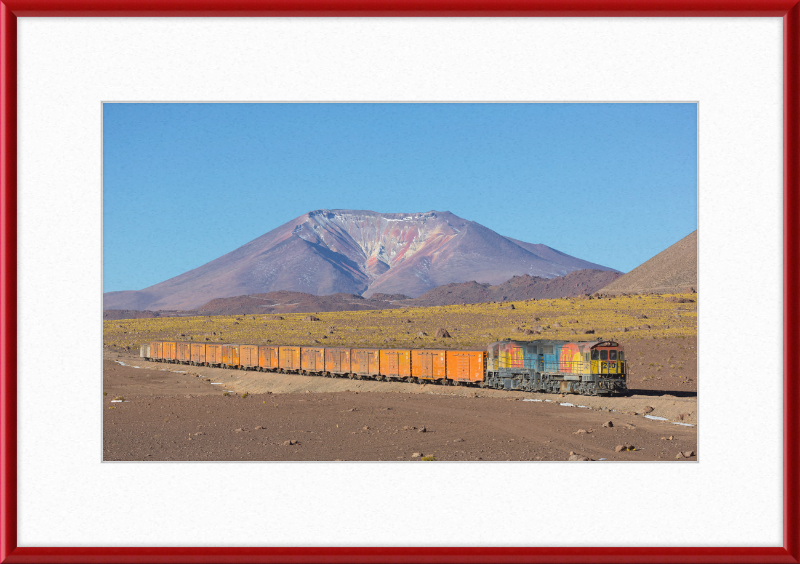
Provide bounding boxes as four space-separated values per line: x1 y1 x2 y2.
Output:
141 339 627 396
486 339 627 395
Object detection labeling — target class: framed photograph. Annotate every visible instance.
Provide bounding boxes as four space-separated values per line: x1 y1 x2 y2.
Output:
1 2 798 563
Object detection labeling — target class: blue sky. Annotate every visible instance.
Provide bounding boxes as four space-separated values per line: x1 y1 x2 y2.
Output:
103 103 697 293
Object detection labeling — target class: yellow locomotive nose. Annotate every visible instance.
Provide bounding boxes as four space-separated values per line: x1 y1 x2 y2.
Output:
599 361 619 374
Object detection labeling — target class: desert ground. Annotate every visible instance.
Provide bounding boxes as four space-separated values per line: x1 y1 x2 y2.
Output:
103 293 697 462
103 342 696 462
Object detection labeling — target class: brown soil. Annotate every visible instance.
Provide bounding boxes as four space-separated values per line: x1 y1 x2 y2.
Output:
624 337 697 394
103 336 697 462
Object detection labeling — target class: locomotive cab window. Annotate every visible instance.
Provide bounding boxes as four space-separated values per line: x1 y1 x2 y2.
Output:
618 352 624 361
600 350 608 361
609 350 617 361
543 345 554 355
591 350 599 360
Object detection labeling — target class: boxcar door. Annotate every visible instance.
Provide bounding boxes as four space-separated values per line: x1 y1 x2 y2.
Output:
354 351 367 374
420 352 432 376
458 353 469 381
385 351 398 376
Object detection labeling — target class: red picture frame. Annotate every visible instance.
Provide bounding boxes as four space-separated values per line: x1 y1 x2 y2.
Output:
1 2 798 563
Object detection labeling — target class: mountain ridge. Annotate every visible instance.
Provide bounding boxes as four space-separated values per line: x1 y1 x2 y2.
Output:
103 268 620 319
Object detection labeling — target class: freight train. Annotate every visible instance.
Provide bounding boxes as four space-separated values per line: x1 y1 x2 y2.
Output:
140 339 628 396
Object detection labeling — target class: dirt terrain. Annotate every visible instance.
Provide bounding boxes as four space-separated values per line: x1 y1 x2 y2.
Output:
103 342 697 462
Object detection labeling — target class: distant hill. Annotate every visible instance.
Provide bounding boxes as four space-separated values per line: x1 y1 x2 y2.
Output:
103 308 197 321
410 269 621 306
104 209 618 311
196 291 410 316
104 269 619 319
599 231 697 295
104 309 162 321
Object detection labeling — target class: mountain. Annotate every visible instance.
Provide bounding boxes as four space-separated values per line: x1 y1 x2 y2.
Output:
104 209 618 311
599 231 697 295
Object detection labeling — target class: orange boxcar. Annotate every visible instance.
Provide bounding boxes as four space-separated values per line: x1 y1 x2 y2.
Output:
324 348 351 375
176 342 192 363
410 349 447 382
149 341 162 360
351 348 380 377
279 346 301 372
162 341 177 363
222 344 240 367
190 343 206 365
258 346 280 371
239 344 258 368
205 344 223 366
379 349 412 380
301 347 325 374
446 350 486 384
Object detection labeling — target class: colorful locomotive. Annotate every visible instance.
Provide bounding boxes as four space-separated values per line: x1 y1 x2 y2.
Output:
485 339 626 395
141 339 627 396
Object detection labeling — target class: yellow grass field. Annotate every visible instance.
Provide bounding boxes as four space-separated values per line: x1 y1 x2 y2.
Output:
103 293 697 351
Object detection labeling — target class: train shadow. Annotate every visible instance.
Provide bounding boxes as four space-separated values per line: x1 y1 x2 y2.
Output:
627 388 697 399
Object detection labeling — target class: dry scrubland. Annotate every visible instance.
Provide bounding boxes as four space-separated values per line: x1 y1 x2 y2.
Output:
103 293 697 461
104 292 696 351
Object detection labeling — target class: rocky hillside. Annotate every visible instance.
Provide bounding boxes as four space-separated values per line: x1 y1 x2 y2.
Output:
599 231 697 295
